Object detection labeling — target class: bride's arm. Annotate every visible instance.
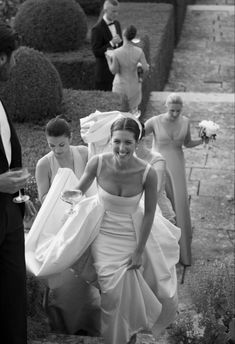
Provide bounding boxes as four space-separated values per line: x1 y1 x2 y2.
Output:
144 117 155 136
73 155 99 195
128 167 158 269
138 167 158 252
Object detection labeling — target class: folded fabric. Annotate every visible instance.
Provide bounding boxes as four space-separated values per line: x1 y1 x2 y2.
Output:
25 168 96 279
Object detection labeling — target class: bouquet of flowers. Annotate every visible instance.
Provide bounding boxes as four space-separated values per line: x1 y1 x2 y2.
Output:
137 62 144 83
198 120 220 146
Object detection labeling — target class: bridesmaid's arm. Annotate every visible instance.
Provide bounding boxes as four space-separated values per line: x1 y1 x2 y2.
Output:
35 157 51 203
184 121 203 148
139 50 150 74
77 145 88 166
128 167 158 269
106 53 119 75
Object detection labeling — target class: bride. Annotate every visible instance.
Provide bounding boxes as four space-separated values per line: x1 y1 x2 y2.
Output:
26 115 181 344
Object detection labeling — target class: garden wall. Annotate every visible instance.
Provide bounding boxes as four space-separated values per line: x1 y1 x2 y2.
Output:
119 0 188 45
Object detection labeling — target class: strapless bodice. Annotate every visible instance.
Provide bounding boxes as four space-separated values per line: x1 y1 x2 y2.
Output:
97 185 142 214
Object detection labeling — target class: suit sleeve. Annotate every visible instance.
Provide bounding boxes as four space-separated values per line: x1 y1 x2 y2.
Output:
91 26 112 58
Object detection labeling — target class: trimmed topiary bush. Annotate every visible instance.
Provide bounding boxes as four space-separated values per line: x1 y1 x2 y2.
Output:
14 0 88 53
0 46 63 123
76 0 102 15
0 0 20 23
119 0 187 45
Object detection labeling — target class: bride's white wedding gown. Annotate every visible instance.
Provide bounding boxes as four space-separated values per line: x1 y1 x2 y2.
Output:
26 156 180 344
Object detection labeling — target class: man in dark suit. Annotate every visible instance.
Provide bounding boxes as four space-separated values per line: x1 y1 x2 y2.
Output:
0 22 35 344
91 0 122 91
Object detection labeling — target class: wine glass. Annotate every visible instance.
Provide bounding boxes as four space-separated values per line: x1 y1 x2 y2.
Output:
60 189 82 216
9 167 31 203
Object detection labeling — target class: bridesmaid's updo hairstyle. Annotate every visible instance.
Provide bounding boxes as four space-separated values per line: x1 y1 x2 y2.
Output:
124 25 137 41
45 115 71 138
111 117 145 141
165 93 183 107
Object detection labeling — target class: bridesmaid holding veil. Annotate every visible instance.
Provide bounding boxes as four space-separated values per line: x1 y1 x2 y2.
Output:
35 116 101 336
145 93 204 268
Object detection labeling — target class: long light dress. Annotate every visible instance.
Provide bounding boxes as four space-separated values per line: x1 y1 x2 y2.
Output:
150 152 176 224
148 114 193 266
26 155 181 344
35 146 101 335
111 43 149 112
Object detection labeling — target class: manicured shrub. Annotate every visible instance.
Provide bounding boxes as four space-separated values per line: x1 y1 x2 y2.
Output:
46 44 96 91
0 46 63 123
14 0 88 53
169 259 234 344
119 0 187 45
0 0 20 22
76 0 102 15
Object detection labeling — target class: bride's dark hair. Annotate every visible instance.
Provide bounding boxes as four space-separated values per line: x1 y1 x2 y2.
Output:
124 25 137 41
111 117 145 141
45 115 72 138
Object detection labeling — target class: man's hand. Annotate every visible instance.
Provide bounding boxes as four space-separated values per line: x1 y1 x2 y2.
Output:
111 34 122 46
0 170 30 194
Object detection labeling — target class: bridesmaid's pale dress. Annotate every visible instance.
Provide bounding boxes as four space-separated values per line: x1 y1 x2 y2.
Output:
147 114 193 266
34 146 101 335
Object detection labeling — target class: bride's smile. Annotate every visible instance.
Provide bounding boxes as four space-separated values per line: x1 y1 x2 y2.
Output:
111 129 137 166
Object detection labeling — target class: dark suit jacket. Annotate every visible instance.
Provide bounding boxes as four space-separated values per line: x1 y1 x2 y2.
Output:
0 101 24 244
91 19 122 90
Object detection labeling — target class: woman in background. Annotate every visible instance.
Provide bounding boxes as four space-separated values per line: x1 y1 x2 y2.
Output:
35 116 100 336
145 93 204 268
106 25 149 114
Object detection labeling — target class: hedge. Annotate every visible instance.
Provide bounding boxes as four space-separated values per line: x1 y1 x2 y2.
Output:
14 0 88 53
75 0 102 15
119 0 188 45
0 46 63 123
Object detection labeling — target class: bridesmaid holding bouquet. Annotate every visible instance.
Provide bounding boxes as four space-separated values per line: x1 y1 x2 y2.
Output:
145 93 204 268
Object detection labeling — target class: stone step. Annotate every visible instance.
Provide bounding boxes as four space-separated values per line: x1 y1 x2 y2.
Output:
188 5 235 12
148 91 234 103
31 332 171 344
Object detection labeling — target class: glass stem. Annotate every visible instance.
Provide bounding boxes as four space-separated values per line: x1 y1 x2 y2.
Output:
18 189 23 199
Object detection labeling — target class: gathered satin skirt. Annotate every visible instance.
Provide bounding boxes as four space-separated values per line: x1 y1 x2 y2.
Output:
92 209 162 344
